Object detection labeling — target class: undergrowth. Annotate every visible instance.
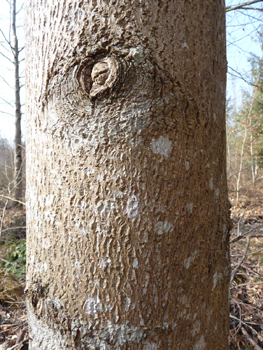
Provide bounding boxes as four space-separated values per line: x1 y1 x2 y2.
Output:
2 239 26 279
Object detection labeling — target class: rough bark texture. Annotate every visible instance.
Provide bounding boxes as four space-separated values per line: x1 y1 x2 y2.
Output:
25 1 230 349
12 0 23 203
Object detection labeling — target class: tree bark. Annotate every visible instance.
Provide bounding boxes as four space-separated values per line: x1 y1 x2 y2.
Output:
25 1 230 349
12 0 23 203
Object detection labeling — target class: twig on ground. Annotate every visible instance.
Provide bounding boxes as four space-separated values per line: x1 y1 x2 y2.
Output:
15 329 26 345
0 257 22 268
230 281 263 288
0 226 26 233
230 226 262 244
241 326 263 350
0 285 23 295
231 237 250 283
230 298 242 336
231 315 261 337
242 262 262 276
8 337 28 350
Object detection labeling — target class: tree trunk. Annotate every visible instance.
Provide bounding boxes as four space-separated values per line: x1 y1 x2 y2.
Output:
25 1 230 349
12 0 23 203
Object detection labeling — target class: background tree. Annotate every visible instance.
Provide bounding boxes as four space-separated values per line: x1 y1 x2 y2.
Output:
0 136 14 189
226 0 263 103
227 45 263 198
0 0 24 203
25 1 230 349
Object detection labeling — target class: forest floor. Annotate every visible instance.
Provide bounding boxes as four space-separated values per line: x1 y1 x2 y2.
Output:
0 205 27 350
229 189 263 350
0 189 263 350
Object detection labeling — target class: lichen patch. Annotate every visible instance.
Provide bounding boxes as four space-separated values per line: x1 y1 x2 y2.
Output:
154 220 174 235
83 296 102 316
150 136 172 159
125 195 140 220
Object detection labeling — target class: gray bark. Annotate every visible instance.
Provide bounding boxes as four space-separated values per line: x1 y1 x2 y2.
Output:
25 1 230 349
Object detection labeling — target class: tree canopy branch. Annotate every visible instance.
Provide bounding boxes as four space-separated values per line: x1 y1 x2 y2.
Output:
0 96 14 108
226 0 263 12
241 5 263 10
0 110 13 117
0 50 14 64
16 3 24 15
0 75 14 89
0 28 12 50
228 67 262 90
0 41 12 54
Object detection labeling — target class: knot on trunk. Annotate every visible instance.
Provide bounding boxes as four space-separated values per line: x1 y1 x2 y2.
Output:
89 56 120 98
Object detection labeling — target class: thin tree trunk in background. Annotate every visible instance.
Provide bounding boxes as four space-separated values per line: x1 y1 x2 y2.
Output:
12 0 23 203
249 79 258 187
250 133 255 185
236 127 247 203
236 91 256 201
227 136 232 175
25 1 230 349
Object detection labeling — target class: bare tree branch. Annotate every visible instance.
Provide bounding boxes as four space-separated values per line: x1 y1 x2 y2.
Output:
1 226 26 233
228 67 262 89
0 257 22 268
0 110 13 117
0 50 14 64
16 3 23 15
0 96 14 108
226 0 263 12
0 74 14 89
230 225 260 244
230 237 250 283
241 5 263 10
0 194 25 206
241 327 263 350
0 40 12 54
0 28 12 50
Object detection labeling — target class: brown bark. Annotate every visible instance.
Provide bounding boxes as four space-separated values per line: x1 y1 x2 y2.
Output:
25 1 230 349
